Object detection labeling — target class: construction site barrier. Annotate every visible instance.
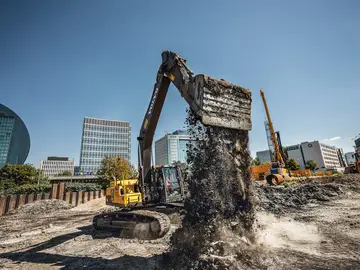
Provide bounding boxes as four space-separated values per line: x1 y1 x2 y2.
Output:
0 183 105 217
290 169 312 177
250 164 271 180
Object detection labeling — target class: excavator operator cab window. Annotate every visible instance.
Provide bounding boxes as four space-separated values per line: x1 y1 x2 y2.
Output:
162 167 181 197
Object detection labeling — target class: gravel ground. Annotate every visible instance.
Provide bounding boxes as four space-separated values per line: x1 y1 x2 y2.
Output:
0 176 359 269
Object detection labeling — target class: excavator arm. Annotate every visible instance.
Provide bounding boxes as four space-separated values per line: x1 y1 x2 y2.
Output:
93 51 252 239
138 51 252 192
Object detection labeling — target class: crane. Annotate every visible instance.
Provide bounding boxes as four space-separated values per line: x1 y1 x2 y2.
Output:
260 89 290 185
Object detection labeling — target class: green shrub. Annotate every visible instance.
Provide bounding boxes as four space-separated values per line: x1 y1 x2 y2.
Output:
65 183 102 192
282 182 290 188
0 183 51 195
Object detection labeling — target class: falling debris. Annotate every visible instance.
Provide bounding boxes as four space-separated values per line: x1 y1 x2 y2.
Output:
166 109 266 269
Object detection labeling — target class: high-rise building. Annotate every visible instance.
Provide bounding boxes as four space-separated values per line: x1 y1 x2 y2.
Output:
79 117 131 174
155 130 191 165
40 157 75 176
0 104 30 168
344 152 356 166
256 150 272 164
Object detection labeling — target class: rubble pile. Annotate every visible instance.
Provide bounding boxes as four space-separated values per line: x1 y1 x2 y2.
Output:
256 182 344 215
165 109 268 270
309 174 360 190
10 200 72 216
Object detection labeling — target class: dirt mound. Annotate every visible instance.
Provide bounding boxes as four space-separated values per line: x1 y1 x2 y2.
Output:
256 183 344 214
10 199 72 216
165 109 265 269
71 197 107 212
307 174 360 190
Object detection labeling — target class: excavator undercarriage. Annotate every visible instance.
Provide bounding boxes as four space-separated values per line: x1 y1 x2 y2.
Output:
93 209 171 240
92 51 252 239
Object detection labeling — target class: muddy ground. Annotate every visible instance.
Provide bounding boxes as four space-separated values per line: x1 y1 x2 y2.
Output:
0 175 360 269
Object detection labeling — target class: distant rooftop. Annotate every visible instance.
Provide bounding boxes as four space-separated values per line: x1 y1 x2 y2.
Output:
47 157 69 161
172 130 187 135
84 116 129 123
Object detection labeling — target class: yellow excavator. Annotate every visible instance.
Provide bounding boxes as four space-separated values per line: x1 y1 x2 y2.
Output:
92 51 253 239
260 89 290 185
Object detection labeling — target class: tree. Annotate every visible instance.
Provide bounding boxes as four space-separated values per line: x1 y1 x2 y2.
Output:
56 171 72 176
305 160 317 171
0 164 38 185
129 163 138 179
0 164 48 192
251 157 261 166
97 156 132 182
285 158 300 171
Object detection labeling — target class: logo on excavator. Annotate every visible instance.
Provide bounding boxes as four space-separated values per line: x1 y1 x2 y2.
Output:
148 87 159 116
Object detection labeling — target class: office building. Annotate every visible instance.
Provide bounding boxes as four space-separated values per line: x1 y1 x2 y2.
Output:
0 104 30 168
79 117 131 174
155 130 191 165
287 140 342 169
345 152 356 166
256 150 272 164
40 157 75 176
286 144 306 169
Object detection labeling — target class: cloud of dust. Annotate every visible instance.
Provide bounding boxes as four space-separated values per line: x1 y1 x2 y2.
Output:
255 212 323 255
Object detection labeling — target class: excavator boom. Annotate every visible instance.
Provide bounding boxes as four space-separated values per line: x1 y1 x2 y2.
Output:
139 51 252 187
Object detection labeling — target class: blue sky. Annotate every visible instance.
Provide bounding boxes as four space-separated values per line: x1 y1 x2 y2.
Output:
1 0 359 167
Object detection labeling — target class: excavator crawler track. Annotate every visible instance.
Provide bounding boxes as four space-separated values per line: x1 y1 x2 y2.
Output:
93 209 171 240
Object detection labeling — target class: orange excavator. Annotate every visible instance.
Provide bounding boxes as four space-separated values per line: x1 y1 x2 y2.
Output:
92 51 253 239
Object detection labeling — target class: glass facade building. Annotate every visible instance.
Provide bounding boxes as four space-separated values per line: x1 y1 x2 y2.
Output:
155 130 192 165
79 117 131 174
0 104 30 168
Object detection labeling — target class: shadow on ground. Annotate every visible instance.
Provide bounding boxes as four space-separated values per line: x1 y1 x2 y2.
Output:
0 226 165 270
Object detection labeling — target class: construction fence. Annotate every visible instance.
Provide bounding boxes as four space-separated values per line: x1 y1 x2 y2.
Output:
0 183 105 217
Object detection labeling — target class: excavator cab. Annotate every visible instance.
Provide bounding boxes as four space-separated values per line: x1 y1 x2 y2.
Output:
146 165 184 204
